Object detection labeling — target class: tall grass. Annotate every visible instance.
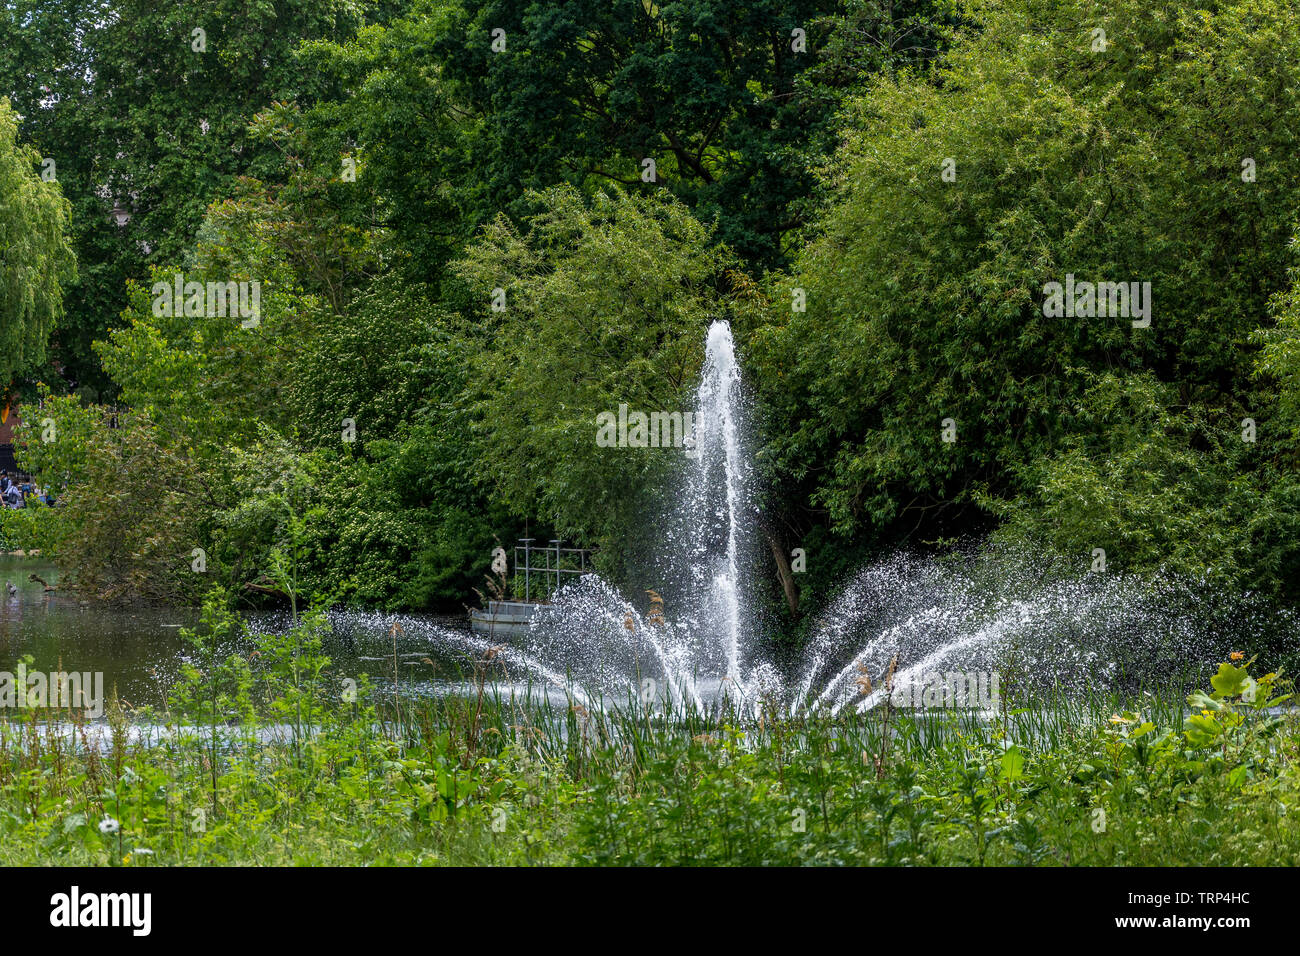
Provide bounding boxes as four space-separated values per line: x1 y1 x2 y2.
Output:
0 620 1294 866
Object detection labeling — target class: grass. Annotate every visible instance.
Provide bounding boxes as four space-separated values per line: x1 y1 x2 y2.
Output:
0 607 1296 867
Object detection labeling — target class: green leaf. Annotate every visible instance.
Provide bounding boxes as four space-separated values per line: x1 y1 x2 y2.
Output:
999 746 1025 783
1210 663 1252 699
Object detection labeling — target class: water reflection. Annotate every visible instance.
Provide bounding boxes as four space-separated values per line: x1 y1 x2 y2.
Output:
0 555 480 713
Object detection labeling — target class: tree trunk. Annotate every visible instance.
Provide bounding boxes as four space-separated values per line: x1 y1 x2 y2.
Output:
767 533 800 616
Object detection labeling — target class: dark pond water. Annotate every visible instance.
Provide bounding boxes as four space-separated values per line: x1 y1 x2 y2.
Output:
0 555 500 713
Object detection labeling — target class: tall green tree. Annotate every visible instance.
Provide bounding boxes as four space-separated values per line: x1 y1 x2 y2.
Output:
428 0 948 271
295 5 488 285
751 0 1300 591
451 185 751 551
0 96 75 388
0 0 373 397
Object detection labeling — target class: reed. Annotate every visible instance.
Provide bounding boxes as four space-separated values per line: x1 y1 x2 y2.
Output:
0 630 1294 866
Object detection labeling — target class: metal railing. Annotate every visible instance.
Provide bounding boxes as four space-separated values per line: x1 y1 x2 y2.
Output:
513 538 593 602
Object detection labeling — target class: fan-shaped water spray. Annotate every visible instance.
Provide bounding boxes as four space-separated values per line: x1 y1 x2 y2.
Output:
405 323 1259 716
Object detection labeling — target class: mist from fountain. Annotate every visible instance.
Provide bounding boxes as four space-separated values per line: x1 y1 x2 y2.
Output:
402 321 1260 716
498 319 767 711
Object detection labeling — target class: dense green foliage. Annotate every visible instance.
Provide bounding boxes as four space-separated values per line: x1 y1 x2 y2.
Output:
1 0 1299 625
750 0 1300 603
0 0 373 397
0 97 74 388
432 0 851 269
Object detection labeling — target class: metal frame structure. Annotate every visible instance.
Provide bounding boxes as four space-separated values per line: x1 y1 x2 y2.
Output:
513 538 592 602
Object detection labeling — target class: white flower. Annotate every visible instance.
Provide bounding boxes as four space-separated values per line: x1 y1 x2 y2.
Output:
98 816 120 835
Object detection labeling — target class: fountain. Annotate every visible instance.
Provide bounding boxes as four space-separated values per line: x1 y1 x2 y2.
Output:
681 319 751 689
492 319 769 711
426 321 1249 715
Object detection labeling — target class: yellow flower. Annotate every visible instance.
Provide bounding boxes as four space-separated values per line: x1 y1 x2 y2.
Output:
1230 651 1245 661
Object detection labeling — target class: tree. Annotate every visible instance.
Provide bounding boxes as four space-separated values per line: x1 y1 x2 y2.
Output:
451 185 751 552
750 0 1300 590
13 404 211 603
0 0 372 397
432 0 905 270
0 96 75 389
295 6 488 286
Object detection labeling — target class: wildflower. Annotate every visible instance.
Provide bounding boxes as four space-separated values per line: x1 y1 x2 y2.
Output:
1230 651 1245 661
98 816 120 835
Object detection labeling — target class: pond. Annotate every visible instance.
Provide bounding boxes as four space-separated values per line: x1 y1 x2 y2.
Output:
0 555 506 715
